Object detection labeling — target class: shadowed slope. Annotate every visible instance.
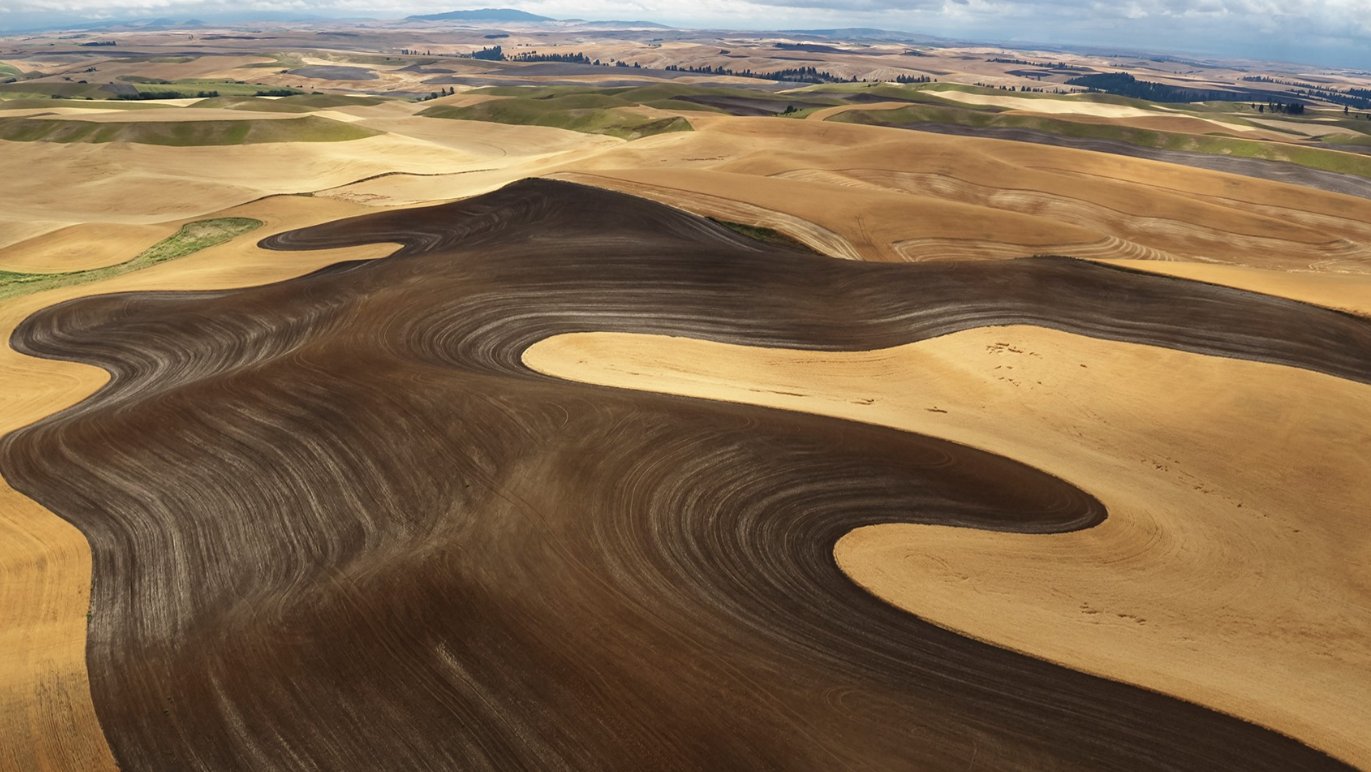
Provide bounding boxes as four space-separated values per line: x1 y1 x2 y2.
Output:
4 179 1368 770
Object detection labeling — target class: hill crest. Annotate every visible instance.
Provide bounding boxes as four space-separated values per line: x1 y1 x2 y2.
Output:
406 8 554 22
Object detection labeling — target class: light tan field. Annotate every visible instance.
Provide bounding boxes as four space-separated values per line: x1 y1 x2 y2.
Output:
0 105 174 118
81 54 277 82
13 104 1371 274
40 108 302 123
0 110 614 250
1250 117 1364 137
806 97 1288 141
927 89 1164 117
4 26 1371 764
0 222 175 273
1104 259 1371 316
523 326 1371 767
1023 110 1292 140
803 101 913 122
545 116 1371 271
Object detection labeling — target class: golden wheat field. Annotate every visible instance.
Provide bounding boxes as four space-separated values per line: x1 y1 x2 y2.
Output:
2 15 1369 770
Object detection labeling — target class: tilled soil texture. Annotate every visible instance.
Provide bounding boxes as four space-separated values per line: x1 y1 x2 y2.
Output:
5 179 1366 771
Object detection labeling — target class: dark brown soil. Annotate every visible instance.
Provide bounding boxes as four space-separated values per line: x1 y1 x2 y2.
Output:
3 179 1361 770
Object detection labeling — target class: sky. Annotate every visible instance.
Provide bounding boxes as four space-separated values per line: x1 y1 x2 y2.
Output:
1 0 1368 69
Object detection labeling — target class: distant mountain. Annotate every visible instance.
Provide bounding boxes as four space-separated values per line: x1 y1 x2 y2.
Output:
567 20 671 29
407 8 554 23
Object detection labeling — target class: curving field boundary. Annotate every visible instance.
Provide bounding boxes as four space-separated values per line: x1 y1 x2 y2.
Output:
4 179 1367 769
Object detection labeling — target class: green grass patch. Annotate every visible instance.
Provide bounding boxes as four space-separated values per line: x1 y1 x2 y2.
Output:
336 53 431 66
472 82 831 107
1297 116 1371 137
0 218 262 301
709 218 819 253
191 93 385 112
422 95 692 139
0 81 116 99
920 82 1093 100
189 95 312 112
0 114 379 145
0 97 170 110
429 83 851 135
242 52 307 70
472 85 582 99
1322 133 1371 147
127 79 290 98
815 82 1356 137
265 93 384 108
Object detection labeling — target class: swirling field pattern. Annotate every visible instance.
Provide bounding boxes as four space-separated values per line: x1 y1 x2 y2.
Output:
4 180 1368 769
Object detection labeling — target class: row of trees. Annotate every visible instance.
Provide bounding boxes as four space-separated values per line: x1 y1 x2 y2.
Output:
1253 101 1306 115
1066 72 1251 103
1238 75 1371 110
117 90 220 100
463 48 888 84
113 88 302 100
453 46 938 86
986 57 1088 72
509 51 593 64
463 47 640 68
971 82 1079 94
1241 75 1313 87
416 86 456 102
1290 86 1371 111
664 63 857 84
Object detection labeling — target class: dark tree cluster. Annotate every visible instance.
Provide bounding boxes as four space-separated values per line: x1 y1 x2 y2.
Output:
465 47 644 69
1244 77 1371 109
773 42 848 54
117 90 220 100
416 86 456 102
972 82 1077 94
1252 101 1306 115
663 63 858 84
1293 86 1371 110
1241 75 1317 88
78 40 117 47
509 51 593 64
987 57 1088 72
